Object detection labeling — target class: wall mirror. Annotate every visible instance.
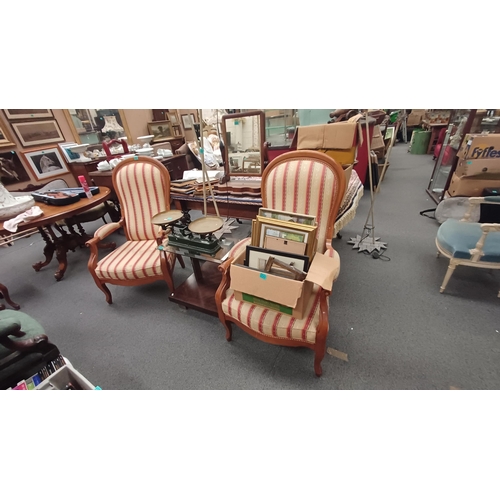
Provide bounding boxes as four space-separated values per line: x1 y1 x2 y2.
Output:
63 109 132 146
221 110 265 180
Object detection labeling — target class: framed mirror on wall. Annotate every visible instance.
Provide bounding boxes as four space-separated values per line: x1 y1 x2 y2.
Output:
221 110 265 182
63 109 132 146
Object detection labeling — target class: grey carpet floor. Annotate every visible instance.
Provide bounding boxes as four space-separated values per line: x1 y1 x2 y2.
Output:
1 143 499 389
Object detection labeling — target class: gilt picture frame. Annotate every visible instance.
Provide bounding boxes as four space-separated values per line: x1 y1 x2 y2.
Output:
0 118 16 149
4 109 53 120
12 120 65 147
148 121 174 143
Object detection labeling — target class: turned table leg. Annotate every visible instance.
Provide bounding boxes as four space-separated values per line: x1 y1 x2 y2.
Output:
0 282 21 310
32 227 56 272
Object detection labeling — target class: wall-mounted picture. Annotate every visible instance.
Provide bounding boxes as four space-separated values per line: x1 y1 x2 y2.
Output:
0 119 16 149
181 114 193 130
148 121 174 143
58 142 80 163
0 151 31 185
12 120 65 147
23 147 69 181
167 112 179 125
4 109 53 120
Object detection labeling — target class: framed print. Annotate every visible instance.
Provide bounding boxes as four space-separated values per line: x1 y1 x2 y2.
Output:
148 121 174 143
12 120 64 147
58 142 79 163
258 208 317 226
0 118 16 149
5 109 53 120
167 112 179 125
252 216 317 259
181 114 193 130
245 245 310 274
0 151 31 185
22 147 69 181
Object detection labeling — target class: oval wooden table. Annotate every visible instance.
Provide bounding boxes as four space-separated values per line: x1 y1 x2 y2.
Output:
0 187 113 281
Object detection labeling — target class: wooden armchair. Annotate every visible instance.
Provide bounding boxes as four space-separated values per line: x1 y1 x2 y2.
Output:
215 151 347 376
436 195 500 296
86 157 185 304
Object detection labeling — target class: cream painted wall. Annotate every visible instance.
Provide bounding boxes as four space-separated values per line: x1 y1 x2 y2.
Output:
1 109 78 189
122 109 153 143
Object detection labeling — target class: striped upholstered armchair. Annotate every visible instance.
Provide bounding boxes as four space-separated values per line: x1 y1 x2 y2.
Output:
86 157 184 304
215 151 347 376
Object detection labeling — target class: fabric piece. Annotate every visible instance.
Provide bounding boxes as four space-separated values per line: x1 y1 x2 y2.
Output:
114 162 169 241
437 219 500 262
222 285 324 344
262 158 340 252
95 240 175 280
3 206 44 233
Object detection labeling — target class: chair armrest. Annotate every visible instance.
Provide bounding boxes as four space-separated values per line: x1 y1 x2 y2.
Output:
0 318 48 351
469 223 500 262
86 221 122 247
462 196 500 221
323 244 341 283
0 318 22 340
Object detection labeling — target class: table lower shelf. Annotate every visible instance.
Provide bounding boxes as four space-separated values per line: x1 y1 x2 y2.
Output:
168 261 222 316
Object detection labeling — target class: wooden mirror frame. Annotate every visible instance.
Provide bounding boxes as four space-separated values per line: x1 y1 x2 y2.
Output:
221 110 265 183
63 109 133 146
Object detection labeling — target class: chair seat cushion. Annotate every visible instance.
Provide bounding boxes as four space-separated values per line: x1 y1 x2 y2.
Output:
437 219 500 262
95 240 175 280
222 285 324 344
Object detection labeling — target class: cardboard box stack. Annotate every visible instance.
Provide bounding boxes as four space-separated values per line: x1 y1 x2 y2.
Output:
448 134 500 197
292 121 361 185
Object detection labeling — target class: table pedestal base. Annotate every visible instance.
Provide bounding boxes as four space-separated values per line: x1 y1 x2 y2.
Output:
32 224 116 281
168 261 222 316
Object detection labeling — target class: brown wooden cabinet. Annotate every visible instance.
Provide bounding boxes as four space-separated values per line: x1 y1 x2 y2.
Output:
152 109 169 121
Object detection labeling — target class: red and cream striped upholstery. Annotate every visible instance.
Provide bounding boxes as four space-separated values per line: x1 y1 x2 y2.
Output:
114 161 169 241
222 285 324 343
95 240 175 280
262 158 340 252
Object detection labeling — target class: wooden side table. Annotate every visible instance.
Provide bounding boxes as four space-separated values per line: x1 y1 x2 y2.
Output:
423 122 447 155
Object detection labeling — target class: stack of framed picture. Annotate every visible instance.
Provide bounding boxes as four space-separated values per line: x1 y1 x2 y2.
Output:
148 111 181 144
246 208 318 279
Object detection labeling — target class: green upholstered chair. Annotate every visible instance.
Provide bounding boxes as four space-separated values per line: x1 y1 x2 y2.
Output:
436 196 500 296
0 310 57 390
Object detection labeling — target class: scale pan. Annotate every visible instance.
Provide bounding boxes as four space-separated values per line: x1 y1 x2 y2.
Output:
188 216 223 235
151 209 184 226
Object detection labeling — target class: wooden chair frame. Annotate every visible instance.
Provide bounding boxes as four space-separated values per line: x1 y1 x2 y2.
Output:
215 150 346 376
86 156 184 304
436 196 500 297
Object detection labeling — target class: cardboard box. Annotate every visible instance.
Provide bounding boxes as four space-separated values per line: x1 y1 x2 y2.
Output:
448 173 500 197
294 122 359 165
407 110 425 127
455 158 500 177
230 251 339 319
457 134 500 160
370 125 385 150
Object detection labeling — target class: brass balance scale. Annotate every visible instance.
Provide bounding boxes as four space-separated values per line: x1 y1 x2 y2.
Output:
152 110 224 256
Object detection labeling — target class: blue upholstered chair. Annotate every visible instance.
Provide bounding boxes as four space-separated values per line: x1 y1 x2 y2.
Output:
436 196 500 296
